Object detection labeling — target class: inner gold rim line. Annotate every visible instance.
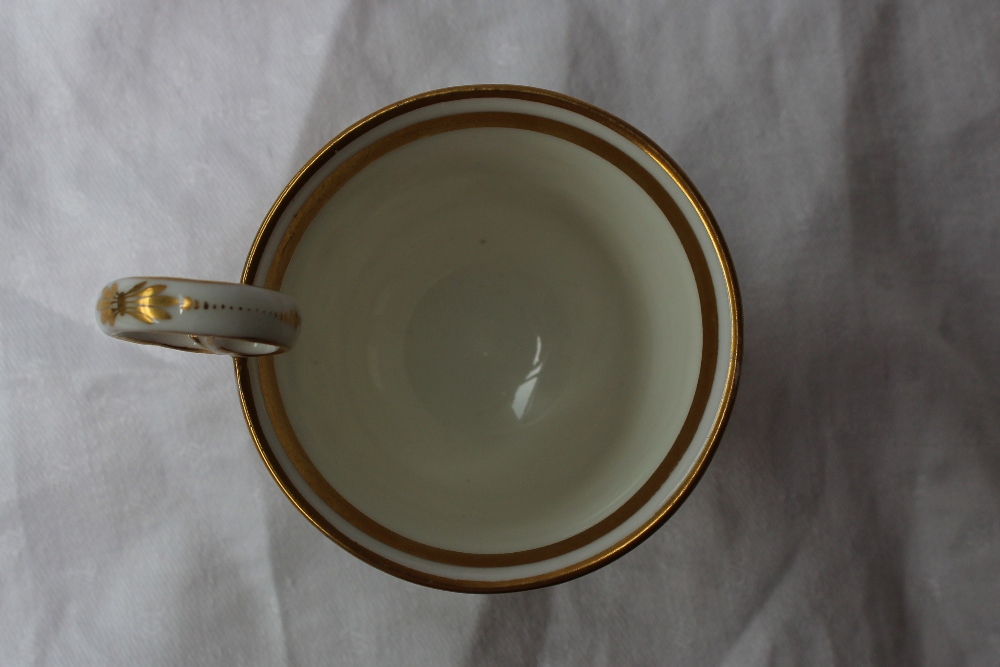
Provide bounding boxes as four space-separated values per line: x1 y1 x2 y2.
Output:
256 111 719 569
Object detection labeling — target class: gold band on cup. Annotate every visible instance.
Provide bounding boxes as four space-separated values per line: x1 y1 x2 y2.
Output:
237 85 742 592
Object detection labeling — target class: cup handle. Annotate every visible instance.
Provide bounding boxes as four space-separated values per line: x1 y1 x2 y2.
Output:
96 277 300 356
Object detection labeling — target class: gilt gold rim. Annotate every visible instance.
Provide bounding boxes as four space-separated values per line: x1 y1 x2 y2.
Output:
258 111 718 566
235 85 742 592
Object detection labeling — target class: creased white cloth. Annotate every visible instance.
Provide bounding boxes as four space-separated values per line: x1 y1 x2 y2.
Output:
2 1 999 664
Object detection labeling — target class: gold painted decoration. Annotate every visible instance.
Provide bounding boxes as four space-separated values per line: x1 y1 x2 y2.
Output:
234 86 742 592
97 282 179 325
278 309 301 328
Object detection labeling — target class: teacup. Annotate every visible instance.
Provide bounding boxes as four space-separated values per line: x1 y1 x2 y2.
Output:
97 85 741 592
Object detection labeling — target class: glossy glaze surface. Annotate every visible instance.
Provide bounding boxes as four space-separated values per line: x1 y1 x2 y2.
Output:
274 126 702 552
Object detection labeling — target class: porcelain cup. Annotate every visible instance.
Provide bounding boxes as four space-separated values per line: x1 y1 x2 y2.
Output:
96 85 741 592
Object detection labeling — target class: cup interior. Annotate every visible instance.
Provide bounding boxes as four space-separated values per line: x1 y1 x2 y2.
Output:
237 87 739 590
270 116 705 554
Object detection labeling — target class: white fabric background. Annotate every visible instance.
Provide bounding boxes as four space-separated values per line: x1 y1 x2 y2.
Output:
2 1 998 664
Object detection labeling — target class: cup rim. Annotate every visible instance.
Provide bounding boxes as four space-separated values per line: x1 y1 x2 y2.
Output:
235 84 743 592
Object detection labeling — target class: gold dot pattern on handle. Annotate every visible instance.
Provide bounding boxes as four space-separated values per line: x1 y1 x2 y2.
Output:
177 294 300 329
100 287 299 329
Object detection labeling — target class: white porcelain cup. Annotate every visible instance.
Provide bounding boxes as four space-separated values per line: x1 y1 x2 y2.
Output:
96 86 742 592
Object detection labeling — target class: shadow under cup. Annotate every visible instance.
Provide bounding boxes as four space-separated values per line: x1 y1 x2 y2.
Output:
237 88 739 592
